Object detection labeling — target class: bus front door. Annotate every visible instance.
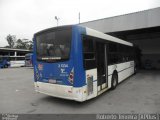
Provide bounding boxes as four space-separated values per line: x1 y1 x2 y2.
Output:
96 42 108 92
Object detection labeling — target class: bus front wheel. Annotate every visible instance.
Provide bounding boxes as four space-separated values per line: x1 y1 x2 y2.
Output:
111 73 118 90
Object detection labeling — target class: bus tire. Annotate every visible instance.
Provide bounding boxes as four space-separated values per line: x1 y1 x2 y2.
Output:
134 66 137 74
111 72 118 90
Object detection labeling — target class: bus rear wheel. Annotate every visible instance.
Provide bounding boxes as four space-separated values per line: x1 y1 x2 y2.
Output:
111 73 118 90
134 66 137 74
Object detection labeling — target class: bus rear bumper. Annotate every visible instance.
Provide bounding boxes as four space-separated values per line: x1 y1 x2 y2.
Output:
34 82 87 102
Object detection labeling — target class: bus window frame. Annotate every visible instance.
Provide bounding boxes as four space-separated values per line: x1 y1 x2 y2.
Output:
82 35 96 70
35 27 72 63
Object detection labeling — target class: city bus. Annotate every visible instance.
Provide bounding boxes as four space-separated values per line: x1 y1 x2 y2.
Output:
33 25 138 102
0 56 10 68
25 53 33 67
9 56 25 67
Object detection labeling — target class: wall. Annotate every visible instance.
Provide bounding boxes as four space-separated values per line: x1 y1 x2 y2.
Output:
130 38 160 69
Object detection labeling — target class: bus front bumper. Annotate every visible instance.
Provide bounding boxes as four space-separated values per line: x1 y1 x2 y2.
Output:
34 82 87 102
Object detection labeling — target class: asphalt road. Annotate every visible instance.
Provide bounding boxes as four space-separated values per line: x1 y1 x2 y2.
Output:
0 67 160 113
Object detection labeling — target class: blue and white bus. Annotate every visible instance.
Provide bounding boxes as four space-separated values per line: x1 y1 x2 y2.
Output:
33 25 138 102
25 53 33 67
0 56 10 68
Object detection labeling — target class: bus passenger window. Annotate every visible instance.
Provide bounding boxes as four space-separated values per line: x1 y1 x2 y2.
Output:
83 36 96 70
108 42 118 65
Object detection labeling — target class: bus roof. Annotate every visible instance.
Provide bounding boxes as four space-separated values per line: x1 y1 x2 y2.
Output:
34 25 133 46
0 47 32 52
34 25 72 36
83 26 133 46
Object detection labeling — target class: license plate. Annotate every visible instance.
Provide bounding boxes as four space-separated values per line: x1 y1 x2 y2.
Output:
49 79 56 84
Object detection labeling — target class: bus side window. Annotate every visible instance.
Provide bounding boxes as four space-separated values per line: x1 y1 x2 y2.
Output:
118 44 134 62
83 36 96 70
108 42 118 65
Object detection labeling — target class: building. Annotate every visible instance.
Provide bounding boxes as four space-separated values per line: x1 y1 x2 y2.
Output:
80 7 160 69
0 47 32 67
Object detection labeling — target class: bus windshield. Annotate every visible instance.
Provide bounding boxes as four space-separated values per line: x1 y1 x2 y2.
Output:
25 54 32 60
36 28 72 62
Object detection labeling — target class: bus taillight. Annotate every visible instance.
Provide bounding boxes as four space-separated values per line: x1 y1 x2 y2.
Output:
69 68 74 84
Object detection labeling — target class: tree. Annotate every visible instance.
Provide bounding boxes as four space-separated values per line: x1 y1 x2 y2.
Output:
5 34 33 50
16 39 24 49
27 40 33 50
6 34 16 48
15 39 33 50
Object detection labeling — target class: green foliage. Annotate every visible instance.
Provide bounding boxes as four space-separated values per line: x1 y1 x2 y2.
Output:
16 39 33 50
6 34 16 48
5 34 33 50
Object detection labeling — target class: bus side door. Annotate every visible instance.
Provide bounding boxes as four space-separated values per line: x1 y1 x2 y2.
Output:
96 42 108 92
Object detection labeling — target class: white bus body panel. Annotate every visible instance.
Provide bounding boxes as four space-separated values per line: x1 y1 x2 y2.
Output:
10 60 25 67
34 61 135 102
108 61 135 89
34 69 98 102
34 82 88 102
83 61 135 101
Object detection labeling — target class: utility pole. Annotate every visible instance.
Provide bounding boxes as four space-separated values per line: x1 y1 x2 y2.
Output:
55 16 60 26
79 12 80 24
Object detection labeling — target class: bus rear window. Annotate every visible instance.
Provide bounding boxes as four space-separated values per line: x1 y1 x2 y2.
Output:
36 28 72 62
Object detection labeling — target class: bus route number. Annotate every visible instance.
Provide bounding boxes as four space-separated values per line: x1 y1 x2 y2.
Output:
58 64 68 68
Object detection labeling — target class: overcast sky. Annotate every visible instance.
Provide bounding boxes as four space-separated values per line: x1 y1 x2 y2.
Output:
0 0 160 47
